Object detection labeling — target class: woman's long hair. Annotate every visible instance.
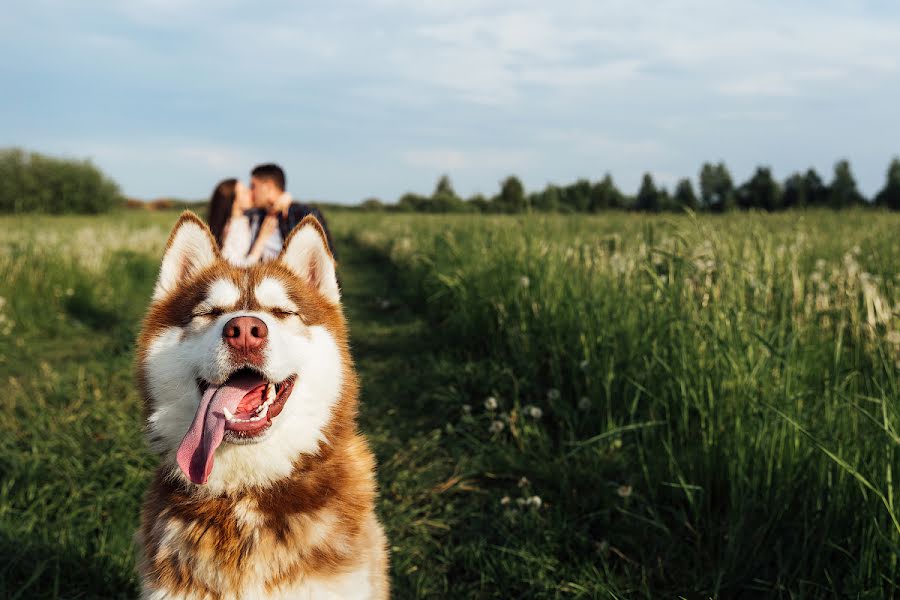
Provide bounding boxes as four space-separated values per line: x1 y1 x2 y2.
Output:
207 178 237 248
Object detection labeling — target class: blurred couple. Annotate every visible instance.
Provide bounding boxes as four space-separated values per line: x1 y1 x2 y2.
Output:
206 163 335 266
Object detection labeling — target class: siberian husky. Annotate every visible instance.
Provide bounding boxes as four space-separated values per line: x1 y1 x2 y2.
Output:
135 212 388 599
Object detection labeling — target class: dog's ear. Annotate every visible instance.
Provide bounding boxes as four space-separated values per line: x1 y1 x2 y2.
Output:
278 216 339 304
153 211 219 301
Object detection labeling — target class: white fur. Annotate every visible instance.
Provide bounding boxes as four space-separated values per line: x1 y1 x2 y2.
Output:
206 278 241 308
254 277 298 312
153 222 217 302
141 563 373 600
281 224 340 304
145 308 343 495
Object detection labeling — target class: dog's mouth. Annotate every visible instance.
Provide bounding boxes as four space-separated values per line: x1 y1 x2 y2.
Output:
176 367 297 485
197 368 296 437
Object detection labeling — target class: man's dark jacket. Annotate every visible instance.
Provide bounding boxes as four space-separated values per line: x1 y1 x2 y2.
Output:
248 203 337 259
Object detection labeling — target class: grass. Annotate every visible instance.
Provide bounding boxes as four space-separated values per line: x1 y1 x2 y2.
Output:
0 209 898 598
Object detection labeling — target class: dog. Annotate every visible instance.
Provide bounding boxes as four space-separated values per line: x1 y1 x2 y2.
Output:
135 212 388 599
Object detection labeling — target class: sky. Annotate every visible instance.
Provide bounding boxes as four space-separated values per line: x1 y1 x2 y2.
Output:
2 0 900 203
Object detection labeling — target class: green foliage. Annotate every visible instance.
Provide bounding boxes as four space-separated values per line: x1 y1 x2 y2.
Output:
634 172 660 212
674 177 698 210
875 157 900 210
699 161 736 212
346 210 900 597
497 175 527 213
382 159 900 214
0 148 123 214
738 166 782 211
2 211 900 598
828 159 864 208
590 174 624 211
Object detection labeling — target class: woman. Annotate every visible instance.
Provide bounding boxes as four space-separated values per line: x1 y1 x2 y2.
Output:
207 178 276 266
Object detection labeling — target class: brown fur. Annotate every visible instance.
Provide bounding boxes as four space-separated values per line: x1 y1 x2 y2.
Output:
136 213 389 599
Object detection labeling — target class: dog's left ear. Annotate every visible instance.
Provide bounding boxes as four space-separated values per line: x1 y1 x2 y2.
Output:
153 211 219 302
279 216 339 304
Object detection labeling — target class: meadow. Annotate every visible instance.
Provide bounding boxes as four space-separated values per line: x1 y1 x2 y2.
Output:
0 209 898 598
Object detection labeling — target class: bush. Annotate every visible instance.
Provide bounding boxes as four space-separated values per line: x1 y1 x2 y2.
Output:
0 148 124 214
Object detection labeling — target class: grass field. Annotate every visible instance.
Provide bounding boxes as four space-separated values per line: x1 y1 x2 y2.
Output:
1 209 898 598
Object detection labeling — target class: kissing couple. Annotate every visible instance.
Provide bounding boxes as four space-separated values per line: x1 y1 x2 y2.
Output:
206 163 336 266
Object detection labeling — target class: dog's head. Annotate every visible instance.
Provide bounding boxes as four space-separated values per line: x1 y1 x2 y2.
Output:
137 212 353 495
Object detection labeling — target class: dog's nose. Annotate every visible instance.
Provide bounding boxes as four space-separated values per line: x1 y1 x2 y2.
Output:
222 316 268 351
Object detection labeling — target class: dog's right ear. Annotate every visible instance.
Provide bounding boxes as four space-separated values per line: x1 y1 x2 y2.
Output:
152 211 219 302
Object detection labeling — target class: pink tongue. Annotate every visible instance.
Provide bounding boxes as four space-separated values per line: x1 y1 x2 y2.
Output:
176 373 266 485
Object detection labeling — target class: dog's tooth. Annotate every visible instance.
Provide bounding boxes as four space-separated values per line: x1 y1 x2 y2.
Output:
267 384 276 402
260 404 269 419
223 407 235 421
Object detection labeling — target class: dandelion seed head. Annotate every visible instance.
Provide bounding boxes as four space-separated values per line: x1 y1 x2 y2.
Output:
461 404 472 415
579 359 589 370
617 485 633 498
500 495 511 506
489 420 505 433
578 397 592 411
519 276 530 288
547 388 561 401
484 396 498 411
523 404 543 419
517 476 530 488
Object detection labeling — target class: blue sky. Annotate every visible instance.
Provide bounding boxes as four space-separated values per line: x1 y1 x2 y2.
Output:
2 0 899 203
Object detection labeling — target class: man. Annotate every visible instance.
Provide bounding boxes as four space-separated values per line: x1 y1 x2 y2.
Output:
244 163 337 263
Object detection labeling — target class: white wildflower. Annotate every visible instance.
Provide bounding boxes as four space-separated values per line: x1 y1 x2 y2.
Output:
517 476 530 488
617 485 633 498
578 397 592 411
484 396 498 411
461 404 472 415
519 276 530 288
500 495 511 506
547 388 561 401
489 420 505 433
65 288 74 297
579 359 589 370
527 495 542 509
523 405 543 419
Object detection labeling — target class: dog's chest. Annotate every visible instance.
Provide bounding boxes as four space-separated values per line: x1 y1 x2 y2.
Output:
145 496 367 599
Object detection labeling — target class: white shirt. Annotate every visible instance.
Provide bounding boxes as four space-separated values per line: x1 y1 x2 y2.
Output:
219 214 281 267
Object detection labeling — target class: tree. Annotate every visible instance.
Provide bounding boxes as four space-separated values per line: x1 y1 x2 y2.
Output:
635 173 660 212
397 192 427 212
589 174 623 211
782 173 805 209
359 197 384 211
699 162 736 212
673 178 698 211
498 175 526 213
532 185 560 212
874 157 900 210
561 179 591 212
738 167 781 211
430 174 463 212
803 168 827 206
828 160 864 208
466 193 490 213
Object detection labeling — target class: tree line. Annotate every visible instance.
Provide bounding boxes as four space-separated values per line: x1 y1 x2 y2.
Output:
362 158 900 213
0 148 124 214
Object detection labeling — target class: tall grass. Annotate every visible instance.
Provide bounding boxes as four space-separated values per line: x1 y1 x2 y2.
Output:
1 210 898 597
340 209 900 596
